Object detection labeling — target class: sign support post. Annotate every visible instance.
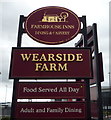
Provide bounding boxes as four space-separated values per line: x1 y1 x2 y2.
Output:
82 16 91 120
93 23 103 120
10 15 24 120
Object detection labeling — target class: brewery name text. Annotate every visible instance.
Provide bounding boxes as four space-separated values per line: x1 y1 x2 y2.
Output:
31 24 74 36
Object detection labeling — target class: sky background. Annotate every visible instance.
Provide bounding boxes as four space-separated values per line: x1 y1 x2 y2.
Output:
0 0 110 102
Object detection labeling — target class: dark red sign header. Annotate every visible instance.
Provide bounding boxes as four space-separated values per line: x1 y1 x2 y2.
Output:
25 6 81 45
9 47 92 79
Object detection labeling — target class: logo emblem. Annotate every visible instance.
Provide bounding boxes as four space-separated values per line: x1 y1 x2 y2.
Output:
41 12 69 22
25 6 81 45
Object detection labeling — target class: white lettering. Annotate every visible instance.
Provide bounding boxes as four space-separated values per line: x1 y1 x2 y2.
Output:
23 87 37 93
68 87 80 93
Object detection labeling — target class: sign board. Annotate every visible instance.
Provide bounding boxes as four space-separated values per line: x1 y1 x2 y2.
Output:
9 47 92 79
25 6 81 45
14 102 86 119
16 82 86 99
90 52 104 84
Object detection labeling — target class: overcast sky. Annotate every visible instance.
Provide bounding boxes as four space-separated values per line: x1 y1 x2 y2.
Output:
0 0 110 102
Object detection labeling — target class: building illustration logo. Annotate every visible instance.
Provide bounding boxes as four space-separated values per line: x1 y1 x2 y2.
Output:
41 12 69 22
